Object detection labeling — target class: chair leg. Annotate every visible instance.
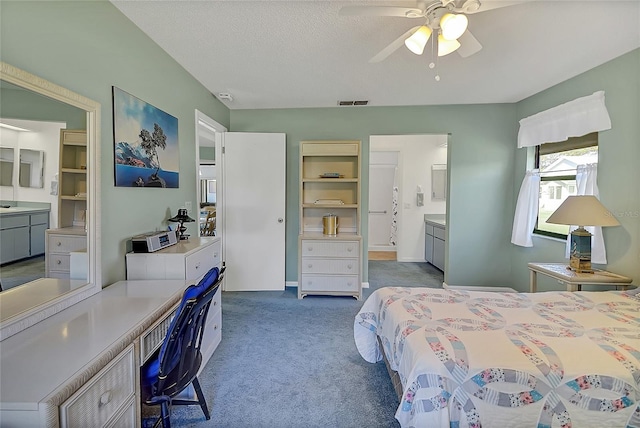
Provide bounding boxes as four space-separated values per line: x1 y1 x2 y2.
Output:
192 377 211 420
160 401 171 428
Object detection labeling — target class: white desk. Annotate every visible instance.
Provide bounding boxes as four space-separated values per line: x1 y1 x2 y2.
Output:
0 279 189 427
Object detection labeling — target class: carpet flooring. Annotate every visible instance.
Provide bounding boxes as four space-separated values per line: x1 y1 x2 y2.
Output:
165 261 443 428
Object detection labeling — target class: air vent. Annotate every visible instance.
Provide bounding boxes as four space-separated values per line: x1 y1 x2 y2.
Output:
338 100 369 106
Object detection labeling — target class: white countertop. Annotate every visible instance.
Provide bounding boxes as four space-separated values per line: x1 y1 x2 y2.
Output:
424 215 446 227
0 279 187 410
0 206 50 215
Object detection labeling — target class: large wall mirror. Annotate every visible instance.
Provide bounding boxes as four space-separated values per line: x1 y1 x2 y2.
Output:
0 62 101 340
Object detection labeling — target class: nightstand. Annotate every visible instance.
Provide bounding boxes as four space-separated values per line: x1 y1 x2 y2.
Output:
528 262 633 292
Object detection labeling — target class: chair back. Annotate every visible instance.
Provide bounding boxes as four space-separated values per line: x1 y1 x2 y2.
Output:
154 266 224 397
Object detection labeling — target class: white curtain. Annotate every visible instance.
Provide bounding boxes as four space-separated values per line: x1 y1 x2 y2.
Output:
511 170 540 247
565 163 607 263
517 91 611 148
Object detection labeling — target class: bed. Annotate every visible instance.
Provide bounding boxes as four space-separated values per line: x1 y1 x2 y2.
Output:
354 286 640 427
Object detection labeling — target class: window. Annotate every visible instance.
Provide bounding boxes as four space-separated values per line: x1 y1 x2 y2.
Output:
534 133 598 239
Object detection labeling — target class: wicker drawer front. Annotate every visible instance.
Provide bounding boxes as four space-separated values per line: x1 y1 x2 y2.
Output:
105 397 136 428
301 240 359 258
60 345 135 428
300 274 359 292
49 234 86 252
140 307 177 365
301 257 358 275
49 253 71 271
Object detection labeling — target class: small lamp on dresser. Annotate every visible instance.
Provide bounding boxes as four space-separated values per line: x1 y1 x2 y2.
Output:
169 208 195 240
546 195 619 273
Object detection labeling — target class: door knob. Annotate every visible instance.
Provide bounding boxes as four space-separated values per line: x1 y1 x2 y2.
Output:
278 218 284 223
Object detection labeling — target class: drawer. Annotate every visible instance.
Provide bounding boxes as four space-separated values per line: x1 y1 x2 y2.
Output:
140 306 177 365
301 257 358 275
0 215 29 229
300 274 359 292
301 240 359 258
201 304 222 356
185 244 219 281
105 397 136 428
48 234 86 252
60 345 135 428
30 212 49 225
433 226 446 240
49 253 71 271
425 224 434 236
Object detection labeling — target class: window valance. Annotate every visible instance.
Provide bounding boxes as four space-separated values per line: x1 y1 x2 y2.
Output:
517 91 611 148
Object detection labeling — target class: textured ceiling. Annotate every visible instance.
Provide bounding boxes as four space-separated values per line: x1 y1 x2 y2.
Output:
111 0 640 110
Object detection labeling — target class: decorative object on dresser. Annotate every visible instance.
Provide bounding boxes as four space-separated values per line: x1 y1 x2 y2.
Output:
168 208 195 240
112 86 179 188
298 140 362 299
546 195 619 273
141 266 224 428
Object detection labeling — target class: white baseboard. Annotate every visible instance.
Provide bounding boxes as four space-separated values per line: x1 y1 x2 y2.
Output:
362 282 369 289
443 282 517 293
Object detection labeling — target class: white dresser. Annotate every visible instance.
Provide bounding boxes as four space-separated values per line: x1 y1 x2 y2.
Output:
125 237 222 371
45 227 87 279
0 279 189 428
298 234 362 299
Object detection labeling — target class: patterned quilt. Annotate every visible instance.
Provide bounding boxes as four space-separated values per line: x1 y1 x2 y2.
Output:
354 286 640 428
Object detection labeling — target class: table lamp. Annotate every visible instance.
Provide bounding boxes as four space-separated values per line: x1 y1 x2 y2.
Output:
546 195 619 273
168 208 195 240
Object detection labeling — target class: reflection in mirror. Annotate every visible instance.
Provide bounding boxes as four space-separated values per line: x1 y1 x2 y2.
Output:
0 147 14 187
18 149 44 188
0 61 101 340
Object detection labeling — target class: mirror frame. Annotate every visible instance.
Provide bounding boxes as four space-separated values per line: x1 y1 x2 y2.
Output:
0 61 101 340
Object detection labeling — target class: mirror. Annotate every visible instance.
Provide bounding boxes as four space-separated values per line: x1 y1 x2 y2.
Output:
0 61 101 340
432 164 447 201
18 149 44 188
0 147 14 187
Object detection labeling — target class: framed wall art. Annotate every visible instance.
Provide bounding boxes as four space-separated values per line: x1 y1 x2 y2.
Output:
112 87 179 188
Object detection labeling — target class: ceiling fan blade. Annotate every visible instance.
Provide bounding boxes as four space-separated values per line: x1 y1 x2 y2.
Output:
456 30 482 57
369 26 421 63
471 0 527 13
339 6 424 18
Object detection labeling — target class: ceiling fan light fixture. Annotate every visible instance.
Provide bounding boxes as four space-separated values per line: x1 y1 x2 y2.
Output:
440 13 468 41
404 25 432 55
437 34 461 56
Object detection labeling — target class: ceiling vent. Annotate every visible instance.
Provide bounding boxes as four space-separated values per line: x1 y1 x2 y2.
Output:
338 100 369 106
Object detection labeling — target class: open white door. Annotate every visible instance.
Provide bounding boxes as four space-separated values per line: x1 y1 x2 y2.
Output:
222 132 286 291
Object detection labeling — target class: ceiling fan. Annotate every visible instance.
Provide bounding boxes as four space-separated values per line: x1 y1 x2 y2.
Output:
340 0 491 63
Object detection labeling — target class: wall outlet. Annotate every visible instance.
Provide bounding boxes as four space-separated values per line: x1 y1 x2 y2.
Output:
185 201 192 213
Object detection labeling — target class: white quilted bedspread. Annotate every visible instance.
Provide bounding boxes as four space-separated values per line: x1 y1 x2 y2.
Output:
354 287 640 428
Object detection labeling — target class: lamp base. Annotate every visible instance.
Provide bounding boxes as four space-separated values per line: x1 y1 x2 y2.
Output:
569 227 592 273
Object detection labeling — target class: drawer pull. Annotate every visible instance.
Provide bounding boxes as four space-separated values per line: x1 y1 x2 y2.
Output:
99 390 112 406
195 262 200 270
347 247 353 252
307 264 313 269
57 241 62 246
57 260 62 265
214 252 218 257
213 300 218 306
213 324 218 330
307 246 313 252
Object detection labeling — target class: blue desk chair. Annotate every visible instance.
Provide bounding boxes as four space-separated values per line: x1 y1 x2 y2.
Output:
141 266 224 428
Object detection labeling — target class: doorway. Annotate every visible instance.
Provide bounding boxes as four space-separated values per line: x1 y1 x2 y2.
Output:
368 134 447 263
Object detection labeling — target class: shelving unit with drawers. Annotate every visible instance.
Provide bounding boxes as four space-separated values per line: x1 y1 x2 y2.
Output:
298 140 362 299
59 129 87 228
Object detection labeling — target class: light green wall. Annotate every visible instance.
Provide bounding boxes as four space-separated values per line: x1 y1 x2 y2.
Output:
511 48 640 291
1 86 86 129
231 104 518 284
1 1 230 285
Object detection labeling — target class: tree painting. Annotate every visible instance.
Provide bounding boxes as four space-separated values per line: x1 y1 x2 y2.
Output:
139 123 167 179
112 86 179 188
